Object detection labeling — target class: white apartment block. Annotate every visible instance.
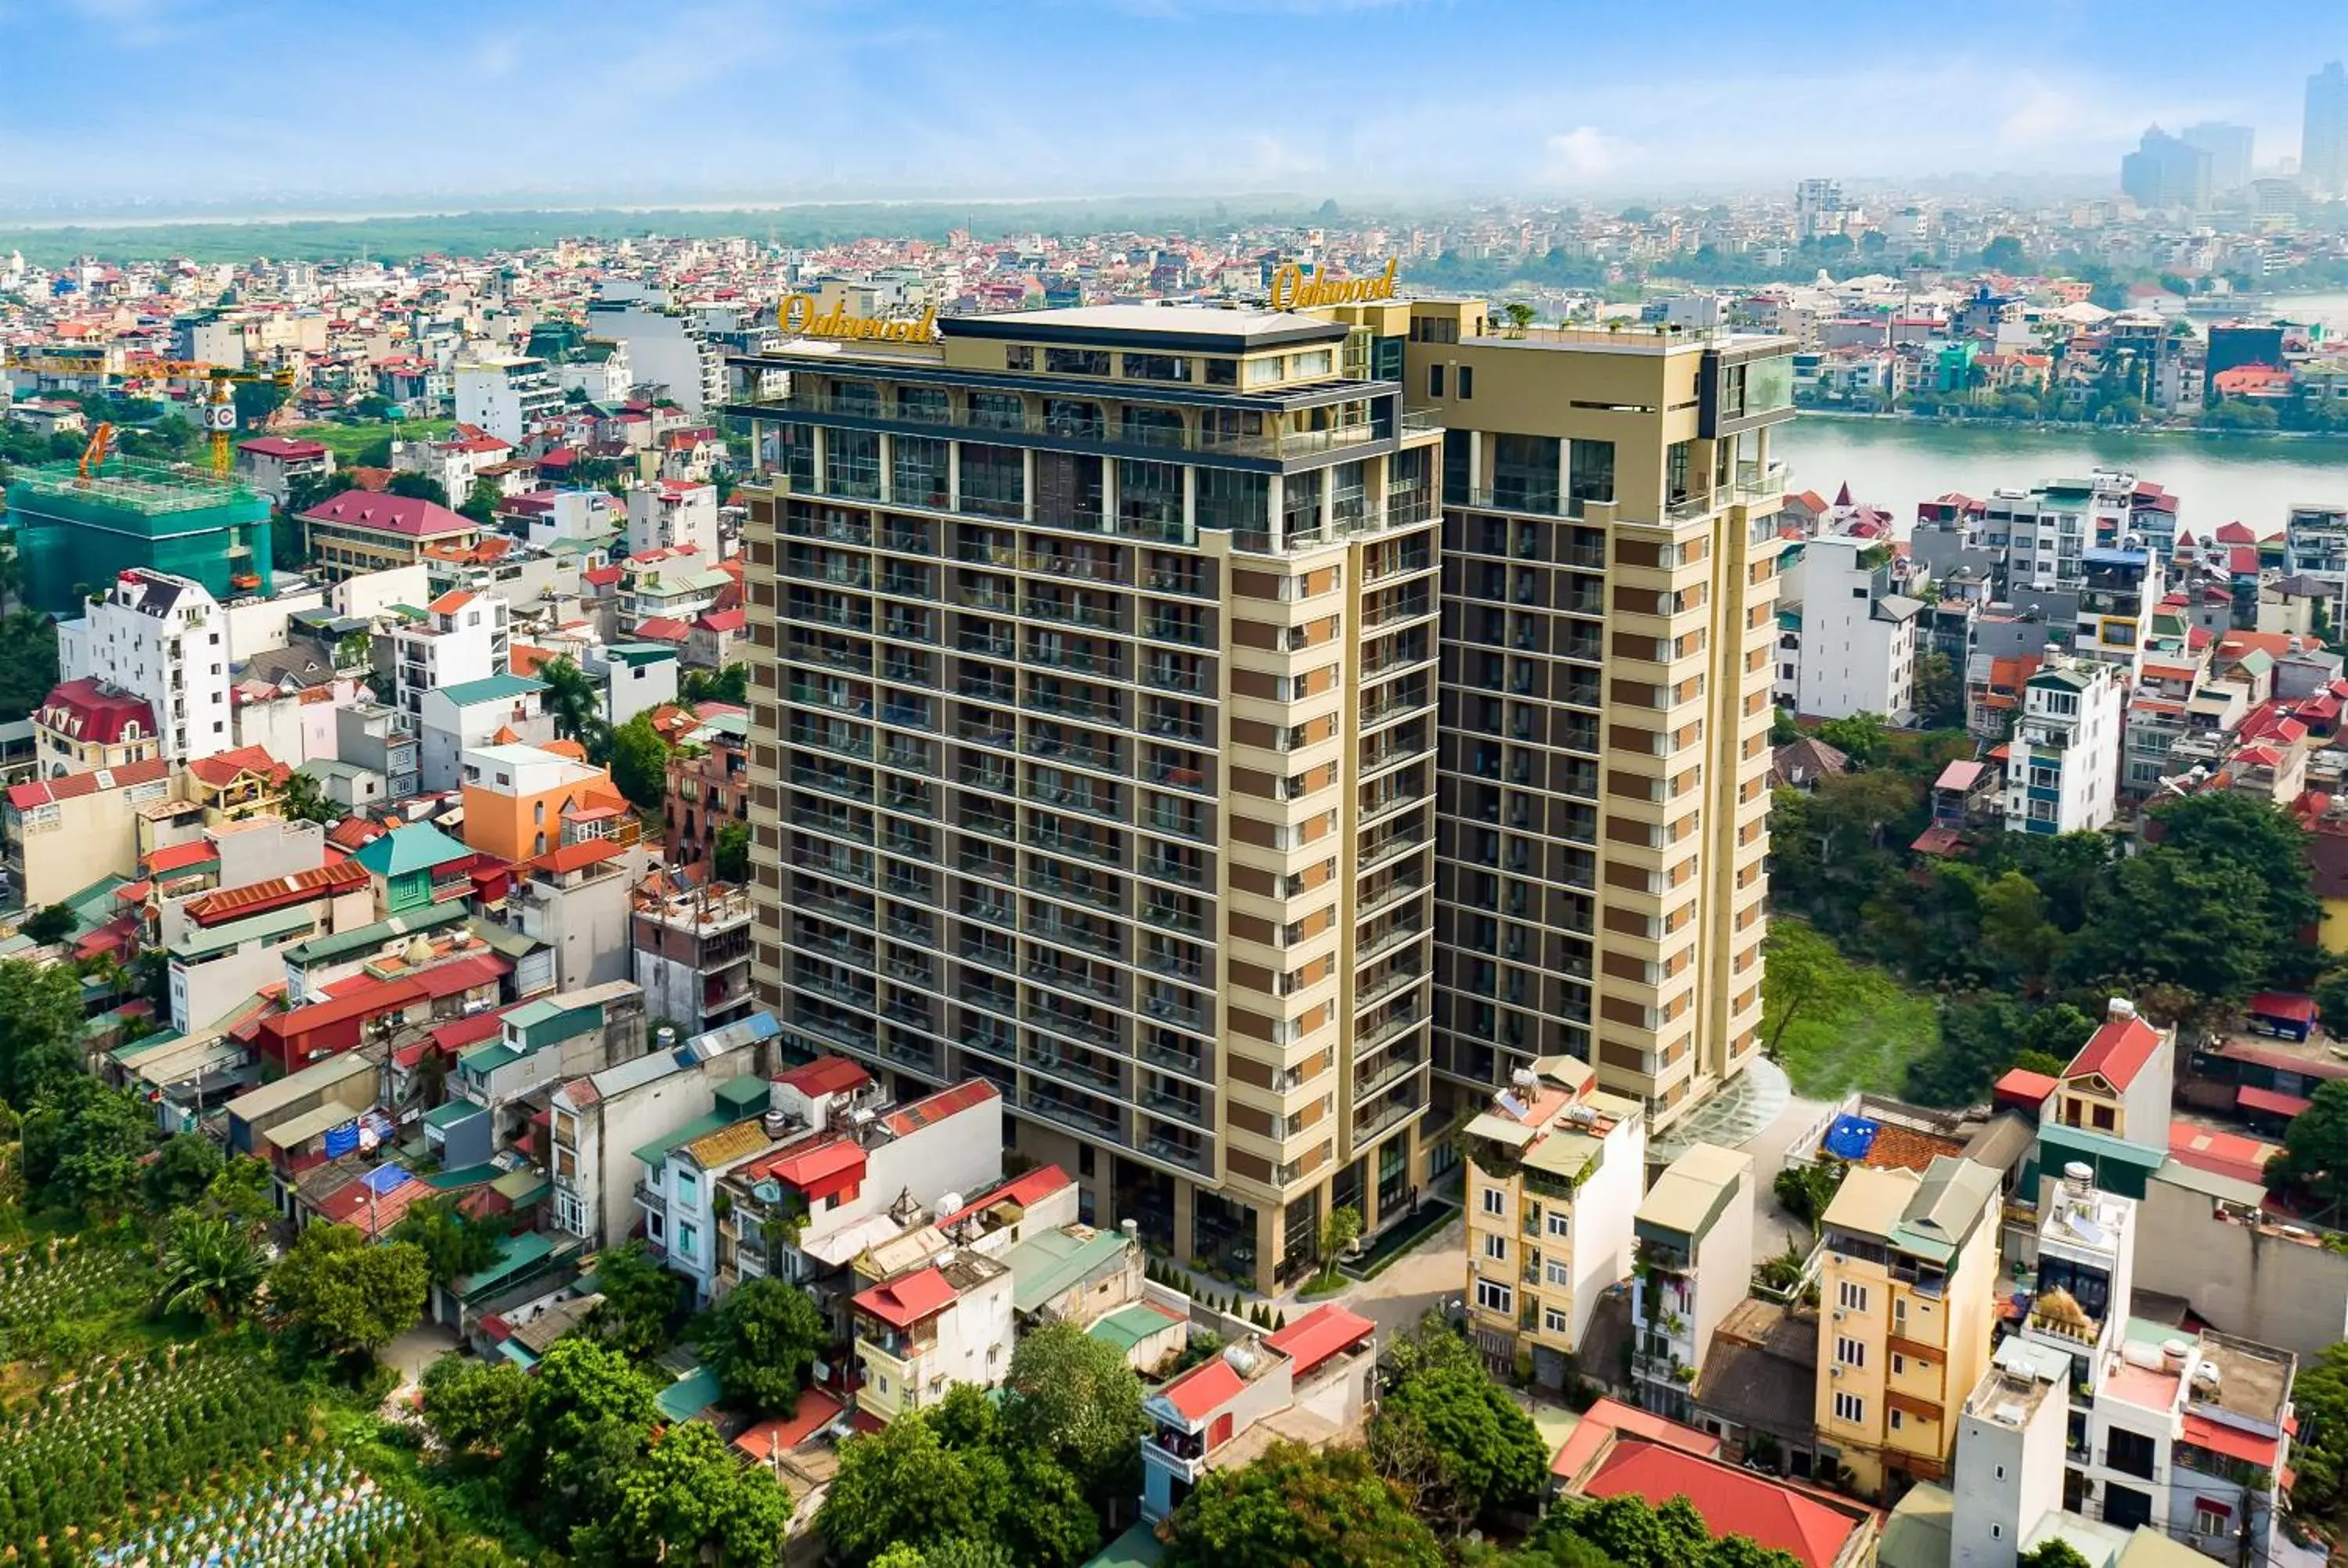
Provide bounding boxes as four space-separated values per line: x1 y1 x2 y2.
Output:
454 355 564 444
625 480 722 559
56 569 235 764
1774 537 1921 724
2004 660 2123 835
585 288 726 413
389 591 512 729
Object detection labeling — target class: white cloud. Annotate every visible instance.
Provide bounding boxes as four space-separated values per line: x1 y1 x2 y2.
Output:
1543 126 1624 181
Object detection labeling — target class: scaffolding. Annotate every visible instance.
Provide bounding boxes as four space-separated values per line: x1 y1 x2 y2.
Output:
4 457 273 614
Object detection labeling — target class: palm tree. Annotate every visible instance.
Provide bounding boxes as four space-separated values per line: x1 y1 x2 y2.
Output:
157 1215 267 1324
539 655 605 746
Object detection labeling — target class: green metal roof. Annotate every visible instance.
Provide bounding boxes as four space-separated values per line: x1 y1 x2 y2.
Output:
492 1170 551 1207
354 822 474 878
1084 1522 1168 1568
436 672 548 707
655 1365 723 1422
456 1229 558 1298
283 902 467 963
603 642 679 665
106 1028 185 1066
1086 1302 1179 1357
424 1100 487 1131
425 1161 504 1190
168 902 320 959
714 1074 769 1115
633 1109 733 1170
459 1041 526 1074
1008 1228 1131 1316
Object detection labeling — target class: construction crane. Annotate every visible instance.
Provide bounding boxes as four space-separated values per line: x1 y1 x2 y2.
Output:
75 422 118 484
200 365 297 478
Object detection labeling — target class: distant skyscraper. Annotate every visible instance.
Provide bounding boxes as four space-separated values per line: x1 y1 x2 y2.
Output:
1794 178 1847 238
2181 122 2255 193
2307 62 2348 196
2119 126 2212 212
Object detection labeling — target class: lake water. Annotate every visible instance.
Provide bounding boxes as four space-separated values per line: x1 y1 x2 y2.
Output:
1770 290 2348 536
1775 419 2348 538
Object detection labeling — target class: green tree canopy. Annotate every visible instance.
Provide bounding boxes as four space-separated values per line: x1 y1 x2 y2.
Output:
420 1354 532 1464
146 1130 225 1210
1535 1494 1803 1568
0 610 60 725
0 955 90 1106
590 1240 683 1357
1161 1440 1442 1568
268 1222 430 1363
692 1275 827 1417
999 1321 1149 1506
2018 1541 2094 1568
1815 711 1891 769
607 711 672 815
155 1213 268 1324
502 1336 663 1537
391 1196 503 1287
20 1074 156 1211
713 822 751 883
573 1418 791 1566
1761 921 1864 1058
385 471 450 505
1367 1317 1546 1533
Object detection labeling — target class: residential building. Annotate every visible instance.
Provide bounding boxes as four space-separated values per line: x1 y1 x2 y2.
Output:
587 642 680 728
1458 1056 1645 1387
618 549 731 624
852 1249 1016 1423
454 355 564 444
1629 1142 1755 1422
1140 1305 1379 1523
1811 1155 2004 1499
336 702 420 800
1950 1339 2074 1568
547 1009 780 1249
301 491 481 583
1774 536 1921 724
2004 659 2123 835
2049 999 2173 1143
418 671 552 794
182 744 294 827
448 980 647 1135
1 758 175 908
731 300 1448 1292
633 880 757 1036
2120 127 2213 211
2307 61 2348 196
2074 547 2162 674
459 742 631 865
661 703 749 868
389 592 512 731
233 436 334 504
586 289 727 413
1367 301 1790 1125
509 837 641 992
626 480 722 558
350 821 481 919
32 677 164 775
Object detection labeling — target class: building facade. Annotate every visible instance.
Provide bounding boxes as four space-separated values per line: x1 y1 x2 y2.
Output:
2003 660 2123 835
55 568 235 764
732 301 1446 1292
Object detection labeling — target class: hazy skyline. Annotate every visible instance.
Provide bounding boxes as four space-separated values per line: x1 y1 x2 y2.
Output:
2 0 2345 208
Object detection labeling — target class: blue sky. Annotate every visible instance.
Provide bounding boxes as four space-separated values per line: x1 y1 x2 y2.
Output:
2 0 2345 205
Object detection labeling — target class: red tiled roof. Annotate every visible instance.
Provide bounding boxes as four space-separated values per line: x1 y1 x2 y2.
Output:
938 1166 1073 1228
144 838 219 874
528 838 623 876
237 436 330 459
734 1389 844 1462
1581 1438 1860 1568
852 1265 958 1329
1550 1397 1720 1480
2181 1411 2280 1467
411 952 509 999
763 1137 866 1199
299 490 477 538
37 678 157 745
183 859 367 924
2065 1012 2165 1091
2238 1084 2314 1119
883 1079 997 1135
1994 1067 2061 1111
776 1056 873 1098
1262 1304 1374 1379
186 744 294 789
2169 1121 2279 1187
632 616 692 642
2246 991 2318 1024
1156 1354 1247 1424
6 756 173 807
695 608 746 633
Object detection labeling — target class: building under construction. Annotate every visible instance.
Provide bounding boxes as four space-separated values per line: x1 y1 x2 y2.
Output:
4 457 272 615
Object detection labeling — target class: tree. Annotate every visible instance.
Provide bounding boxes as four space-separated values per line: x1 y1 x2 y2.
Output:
0 956 99 1107
276 767 344 825
155 1214 268 1323
1761 922 1863 1058
385 471 450 505
1771 1158 1847 1235
1000 1321 1149 1507
2148 790 2321 948
607 711 672 814
681 664 751 705
17 904 74 948
2062 848 2279 1014
591 1239 683 1357
503 1336 663 1536
0 610 59 725
1161 1441 1442 1568
1976 871 2062 992
693 1275 826 1417
713 822 751 883
392 1196 503 1288
459 476 502 526
540 654 607 747
1816 711 1891 769
2271 1079 2348 1215
20 1075 154 1211
1368 1315 1546 1533
2018 1541 2094 1568
573 1419 791 1566
1912 650 1963 728
1536 1494 1802 1568
268 1223 430 1363
1981 236 2029 272
420 1354 532 1464
1316 1204 1363 1280
1501 302 1537 337
146 1129 225 1210
817 1412 1006 1566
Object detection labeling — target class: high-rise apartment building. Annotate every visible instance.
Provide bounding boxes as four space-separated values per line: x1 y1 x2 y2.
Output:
2181 121 2256 194
1315 300 1794 1125
2306 62 2348 196
729 303 1444 1293
2119 126 2212 212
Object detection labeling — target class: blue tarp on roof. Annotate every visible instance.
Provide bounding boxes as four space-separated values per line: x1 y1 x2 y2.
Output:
1822 1115 1880 1162
362 1163 412 1196
323 1121 362 1159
